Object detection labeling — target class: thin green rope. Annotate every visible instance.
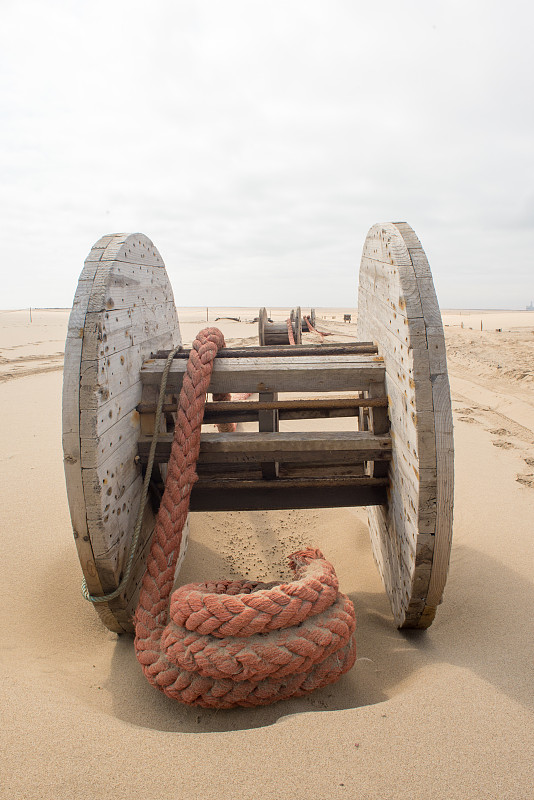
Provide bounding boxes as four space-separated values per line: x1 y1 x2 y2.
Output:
82 345 182 604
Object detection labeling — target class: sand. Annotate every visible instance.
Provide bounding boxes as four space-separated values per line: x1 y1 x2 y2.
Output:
1 307 533 799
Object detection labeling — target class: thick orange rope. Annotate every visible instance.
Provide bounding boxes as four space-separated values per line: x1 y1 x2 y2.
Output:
286 318 296 346
305 316 333 338
134 328 356 708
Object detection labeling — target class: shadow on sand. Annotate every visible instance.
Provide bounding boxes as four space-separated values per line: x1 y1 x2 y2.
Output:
101 536 533 733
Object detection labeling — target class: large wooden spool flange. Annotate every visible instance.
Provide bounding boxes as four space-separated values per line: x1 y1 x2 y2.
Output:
357 222 454 628
62 233 182 633
294 308 316 332
63 223 453 635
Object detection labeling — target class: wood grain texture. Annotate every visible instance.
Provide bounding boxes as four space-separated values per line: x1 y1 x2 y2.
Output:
140 354 385 394
259 391 280 479
62 233 181 633
357 222 454 629
138 430 393 465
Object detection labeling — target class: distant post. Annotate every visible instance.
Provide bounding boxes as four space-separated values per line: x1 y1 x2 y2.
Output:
29 307 32 323
206 307 209 322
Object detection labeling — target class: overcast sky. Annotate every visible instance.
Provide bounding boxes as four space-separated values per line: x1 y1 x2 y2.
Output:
1 0 533 309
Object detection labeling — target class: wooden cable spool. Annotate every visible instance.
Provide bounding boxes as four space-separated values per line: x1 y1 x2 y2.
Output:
63 222 453 634
259 307 302 345
293 307 317 332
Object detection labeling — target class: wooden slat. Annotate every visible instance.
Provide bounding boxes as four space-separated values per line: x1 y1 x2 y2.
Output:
357 221 453 629
138 430 392 465
258 391 279 479
194 475 388 489
137 396 388 414
426 373 454 606
62 254 110 617
82 302 178 361
359 257 423 318
194 462 367 478
366 379 390 478
153 342 379 358
140 354 385 394
86 260 172 314
189 476 388 512
139 394 388 425
204 408 360 423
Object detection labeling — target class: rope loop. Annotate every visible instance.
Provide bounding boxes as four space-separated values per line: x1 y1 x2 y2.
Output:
131 327 356 707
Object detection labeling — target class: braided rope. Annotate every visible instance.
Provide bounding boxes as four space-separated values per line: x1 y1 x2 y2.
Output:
168 548 339 638
134 327 356 708
286 318 296 346
305 315 325 340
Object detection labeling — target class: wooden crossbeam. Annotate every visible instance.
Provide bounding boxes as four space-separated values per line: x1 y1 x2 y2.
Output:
138 430 392 465
139 395 389 424
137 396 388 414
140 354 385 394
189 475 389 511
152 342 378 358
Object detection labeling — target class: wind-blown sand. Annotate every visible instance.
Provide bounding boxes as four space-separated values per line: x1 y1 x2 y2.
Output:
1 307 533 799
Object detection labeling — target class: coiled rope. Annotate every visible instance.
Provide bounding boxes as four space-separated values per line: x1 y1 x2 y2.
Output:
134 327 356 708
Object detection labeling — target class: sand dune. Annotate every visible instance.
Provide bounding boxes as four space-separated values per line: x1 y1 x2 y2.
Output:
1 308 533 799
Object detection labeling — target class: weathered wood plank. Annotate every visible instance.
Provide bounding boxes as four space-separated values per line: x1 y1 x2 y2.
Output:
425 325 448 376
62 232 181 633
391 221 423 251
195 463 367 479
86 259 172 314
138 430 392 465
80 412 140 469
140 355 385 394
139 394 387 424
358 296 434 414
359 257 423 318
138 396 388 414
80 381 146 439
82 431 140 517
362 224 415 269
153 343 379 358
63 334 109 602
357 221 453 629
79 329 175 410
206 407 361 423
189 477 388 512
357 283 429 350
259 391 279 479
98 233 165 267
426 373 454 606
366 379 389 478
81 302 178 361
407 248 432 278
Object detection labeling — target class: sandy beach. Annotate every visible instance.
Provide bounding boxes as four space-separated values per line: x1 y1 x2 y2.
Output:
1 306 533 799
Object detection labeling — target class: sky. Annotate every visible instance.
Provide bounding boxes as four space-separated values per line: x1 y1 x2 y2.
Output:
1 0 533 310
